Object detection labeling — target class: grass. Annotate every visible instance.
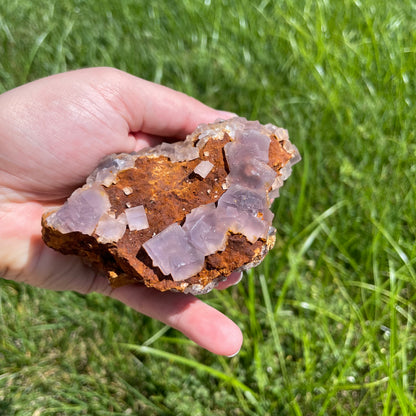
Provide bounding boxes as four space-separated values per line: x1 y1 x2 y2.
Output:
1 0 416 414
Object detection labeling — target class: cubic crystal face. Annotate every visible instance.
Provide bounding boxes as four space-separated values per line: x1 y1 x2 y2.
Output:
142 223 205 281
42 117 301 294
193 160 214 178
216 185 272 243
183 204 228 256
95 214 126 243
125 205 149 231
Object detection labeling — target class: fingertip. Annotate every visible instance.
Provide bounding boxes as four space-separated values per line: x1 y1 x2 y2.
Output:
196 315 243 357
226 346 242 358
109 284 243 356
216 271 243 290
223 323 243 357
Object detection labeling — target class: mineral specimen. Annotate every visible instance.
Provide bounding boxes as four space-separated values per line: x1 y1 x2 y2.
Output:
42 117 300 294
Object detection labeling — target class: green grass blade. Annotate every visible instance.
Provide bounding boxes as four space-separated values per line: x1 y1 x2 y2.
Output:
121 344 258 401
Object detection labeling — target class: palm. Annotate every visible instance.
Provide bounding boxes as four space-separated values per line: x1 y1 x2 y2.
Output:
0 69 163 291
0 68 242 356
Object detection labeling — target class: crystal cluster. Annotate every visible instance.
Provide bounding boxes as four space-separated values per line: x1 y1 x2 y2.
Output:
46 186 149 244
141 140 199 162
142 119 298 281
143 223 205 281
87 154 136 187
43 117 300 293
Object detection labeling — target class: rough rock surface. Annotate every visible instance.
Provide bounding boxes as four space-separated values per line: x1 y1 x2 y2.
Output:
41 117 300 294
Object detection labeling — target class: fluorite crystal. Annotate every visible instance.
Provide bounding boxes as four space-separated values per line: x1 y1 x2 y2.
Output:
142 223 205 281
125 205 149 231
46 185 111 235
216 185 272 243
42 117 300 294
95 214 126 243
142 140 200 162
87 154 136 187
193 160 214 178
182 203 228 256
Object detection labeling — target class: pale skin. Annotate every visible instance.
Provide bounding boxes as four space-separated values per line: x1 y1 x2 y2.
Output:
0 67 243 356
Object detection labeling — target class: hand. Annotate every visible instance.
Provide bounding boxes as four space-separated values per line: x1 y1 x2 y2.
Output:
0 67 243 356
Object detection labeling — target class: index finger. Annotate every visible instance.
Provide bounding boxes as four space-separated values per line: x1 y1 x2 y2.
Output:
109 284 243 357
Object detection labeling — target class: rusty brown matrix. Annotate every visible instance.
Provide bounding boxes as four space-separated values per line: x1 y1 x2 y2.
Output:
42 117 301 294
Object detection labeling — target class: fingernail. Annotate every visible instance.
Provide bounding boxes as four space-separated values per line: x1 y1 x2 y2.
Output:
226 347 241 358
233 272 243 286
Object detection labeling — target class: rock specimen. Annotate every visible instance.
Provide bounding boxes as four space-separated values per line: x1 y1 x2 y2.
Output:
42 117 300 294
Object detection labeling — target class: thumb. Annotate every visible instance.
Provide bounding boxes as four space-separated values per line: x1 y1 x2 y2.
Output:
86 67 236 138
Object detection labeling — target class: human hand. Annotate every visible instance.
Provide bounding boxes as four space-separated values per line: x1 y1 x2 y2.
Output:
0 67 243 356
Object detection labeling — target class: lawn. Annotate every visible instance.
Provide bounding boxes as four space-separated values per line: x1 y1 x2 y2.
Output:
1 0 415 414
